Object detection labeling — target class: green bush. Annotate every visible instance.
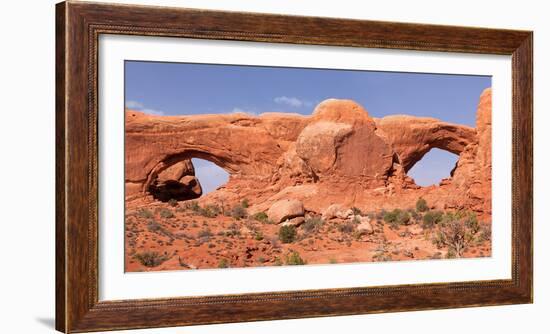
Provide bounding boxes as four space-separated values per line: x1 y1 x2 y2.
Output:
278 225 297 243
254 231 264 241
253 211 269 223
218 258 229 268
241 198 250 208
383 209 410 228
134 251 170 267
286 251 306 265
159 208 174 219
168 198 178 207
422 210 444 229
416 198 429 212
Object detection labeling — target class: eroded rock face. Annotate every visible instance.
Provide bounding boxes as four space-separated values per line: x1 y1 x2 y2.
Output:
125 89 491 219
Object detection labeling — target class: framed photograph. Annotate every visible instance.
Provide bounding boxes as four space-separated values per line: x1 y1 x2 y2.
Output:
56 1 532 332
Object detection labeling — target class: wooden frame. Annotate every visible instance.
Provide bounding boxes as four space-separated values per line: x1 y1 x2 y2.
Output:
56 1 533 332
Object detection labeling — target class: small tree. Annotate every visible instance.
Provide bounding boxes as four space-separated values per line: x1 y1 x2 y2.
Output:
432 215 476 258
416 198 429 212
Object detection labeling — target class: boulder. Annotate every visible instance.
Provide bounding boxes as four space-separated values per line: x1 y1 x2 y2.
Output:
282 216 306 227
322 204 344 221
322 205 356 221
267 199 305 224
356 216 374 235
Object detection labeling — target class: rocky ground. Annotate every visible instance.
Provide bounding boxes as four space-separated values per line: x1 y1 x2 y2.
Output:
125 197 491 272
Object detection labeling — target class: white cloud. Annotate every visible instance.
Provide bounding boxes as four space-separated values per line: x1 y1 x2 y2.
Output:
274 96 312 108
141 108 165 116
125 100 165 116
125 100 144 109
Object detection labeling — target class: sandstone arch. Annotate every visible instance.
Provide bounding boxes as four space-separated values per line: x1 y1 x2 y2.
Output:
125 110 309 196
374 115 476 172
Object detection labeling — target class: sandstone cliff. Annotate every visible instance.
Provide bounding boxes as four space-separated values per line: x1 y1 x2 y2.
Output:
125 89 492 220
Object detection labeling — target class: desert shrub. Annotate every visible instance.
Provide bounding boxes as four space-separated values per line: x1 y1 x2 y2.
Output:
241 198 250 208
446 248 457 259
273 257 283 266
137 208 154 219
254 231 264 241
168 198 178 207
422 210 444 229
159 208 174 219
338 221 356 234
183 200 201 213
257 256 266 264
301 217 324 233
253 211 269 223
197 228 213 238
134 251 170 267
146 220 162 233
383 209 410 228
329 258 338 264
416 198 429 212
231 205 248 220
478 224 492 242
225 229 240 237
465 213 480 234
396 210 411 225
278 225 297 243
217 258 229 268
432 216 477 258
199 204 221 218
286 251 306 265
408 208 422 222
383 210 398 224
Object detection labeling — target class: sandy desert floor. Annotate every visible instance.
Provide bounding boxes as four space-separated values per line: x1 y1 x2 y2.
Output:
125 199 491 272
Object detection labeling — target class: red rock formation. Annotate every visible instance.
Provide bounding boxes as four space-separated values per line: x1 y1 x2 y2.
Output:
125 89 491 219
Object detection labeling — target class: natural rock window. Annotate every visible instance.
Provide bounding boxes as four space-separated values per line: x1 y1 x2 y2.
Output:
407 148 459 187
191 158 229 195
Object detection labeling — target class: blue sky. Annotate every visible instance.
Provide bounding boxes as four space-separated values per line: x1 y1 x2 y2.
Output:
125 61 490 190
